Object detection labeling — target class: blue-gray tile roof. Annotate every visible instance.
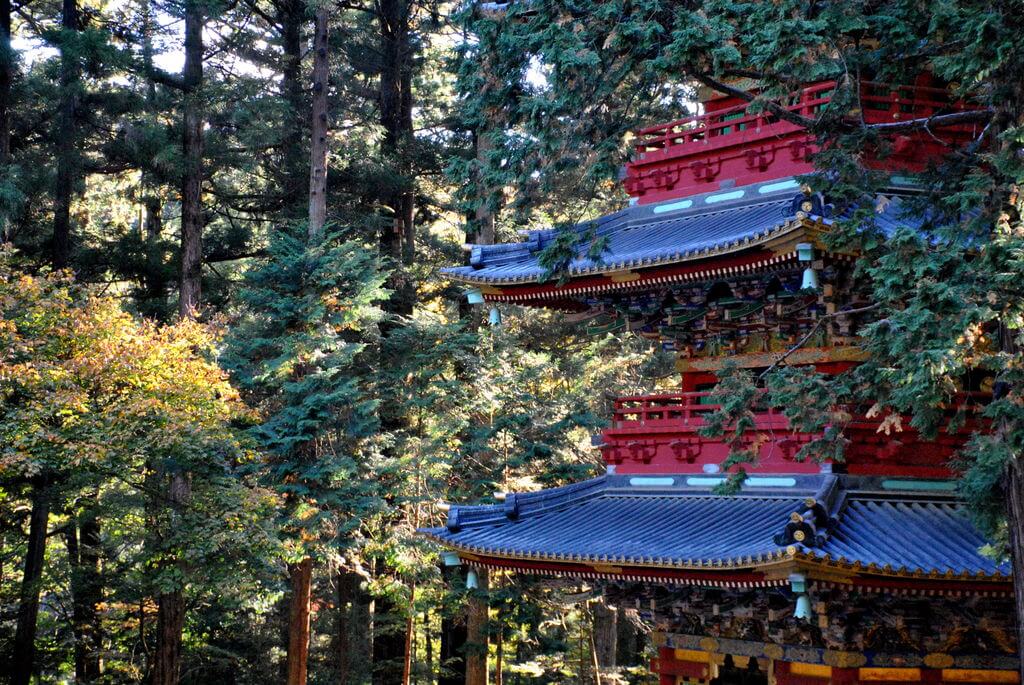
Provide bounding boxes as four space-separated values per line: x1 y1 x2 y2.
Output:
443 179 934 286
421 474 1009 579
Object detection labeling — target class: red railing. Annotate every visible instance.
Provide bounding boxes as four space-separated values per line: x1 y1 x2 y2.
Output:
601 391 988 476
612 390 783 428
611 390 989 429
632 81 973 157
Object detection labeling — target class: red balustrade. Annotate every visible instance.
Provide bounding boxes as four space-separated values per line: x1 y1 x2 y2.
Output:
624 81 982 205
601 391 986 477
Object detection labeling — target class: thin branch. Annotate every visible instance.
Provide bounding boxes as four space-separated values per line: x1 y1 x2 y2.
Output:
759 302 881 380
689 71 818 129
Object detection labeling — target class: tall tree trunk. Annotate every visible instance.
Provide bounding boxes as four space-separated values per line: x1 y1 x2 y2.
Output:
0 0 10 161
1007 456 1024 682
423 608 432 685
465 568 488 685
0 0 10 243
151 471 190 685
591 599 616 680
139 0 167 318
277 0 307 218
372 594 407 685
438 606 466 685
66 502 103 682
377 0 415 313
401 583 416 685
177 2 204 317
286 559 314 685
151 589 184 685
614 608 642 667
336 569 372 684
307 8 328 240
11 480 51 685
142 194 166 312
52 0 80 269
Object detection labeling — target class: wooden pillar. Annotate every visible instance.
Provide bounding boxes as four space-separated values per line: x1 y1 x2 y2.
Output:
465 568 488 685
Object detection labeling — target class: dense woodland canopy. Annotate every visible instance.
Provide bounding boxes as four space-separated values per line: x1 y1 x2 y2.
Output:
3 0 1024 684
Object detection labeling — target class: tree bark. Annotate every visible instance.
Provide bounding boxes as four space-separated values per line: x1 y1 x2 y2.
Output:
66 503 103 682
377 0 416 314
439 608 467 685
614 608 642 667
591 599 616 680
0 0 11 243
465 568 488 685
151 588 184 685
372 593 407 685
307 8 329 239
1007 456 1024 682
286 558 314 685
401 582 416 685
277 0 307 218
336 568 372 684
52 0 80 269
0 0 11 160
177 2 204 317
151 471 190 685
10 480 51 685
139 1 167 318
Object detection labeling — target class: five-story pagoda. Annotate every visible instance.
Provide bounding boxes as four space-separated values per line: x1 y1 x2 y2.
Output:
422 76 1017 684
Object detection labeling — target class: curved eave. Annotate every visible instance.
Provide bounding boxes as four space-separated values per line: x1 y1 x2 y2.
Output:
445 215 824 289
420 534 1012 594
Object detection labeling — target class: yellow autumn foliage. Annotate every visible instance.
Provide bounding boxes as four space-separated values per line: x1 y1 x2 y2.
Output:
0 253 248 478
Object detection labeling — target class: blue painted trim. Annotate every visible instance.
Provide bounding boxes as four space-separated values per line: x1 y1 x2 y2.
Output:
652 199 693 214
746 477 798 488
758 179 800 194
705 190 745 204
629 477 675 487
881 479 956 492
686 477 726 487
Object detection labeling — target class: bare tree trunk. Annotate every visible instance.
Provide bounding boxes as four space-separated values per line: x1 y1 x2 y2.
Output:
591 599 616 681
336 569 372 684
277 0 307 219
1007 456 1024 682
11 480 51 685
66 502 103 682
493 616 502 685
307 8 329 239
372 593 406 685
151 470 190 685
151 588 184 685
439 605 467 685
0 0 10 162
52 0 80 269
401 583 416 685
177 2 204 317
377 0 416 314
286 559 314 685
465 568 488 685
139 1 167 318
423 608 432 685
613 608 636 667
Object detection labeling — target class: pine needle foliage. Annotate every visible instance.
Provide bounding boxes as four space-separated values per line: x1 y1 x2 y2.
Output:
223 224 388 558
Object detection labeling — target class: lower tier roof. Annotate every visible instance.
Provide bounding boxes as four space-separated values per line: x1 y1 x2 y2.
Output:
420 473 1009 589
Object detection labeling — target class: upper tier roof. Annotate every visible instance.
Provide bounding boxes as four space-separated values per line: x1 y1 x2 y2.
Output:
420 473 1009 590
444 178 921 288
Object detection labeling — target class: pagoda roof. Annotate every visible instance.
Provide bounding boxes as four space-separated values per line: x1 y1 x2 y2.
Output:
444 178 921 288
420 473 1010 589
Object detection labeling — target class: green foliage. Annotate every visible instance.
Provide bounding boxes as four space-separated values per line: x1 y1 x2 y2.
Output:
223 224 387 557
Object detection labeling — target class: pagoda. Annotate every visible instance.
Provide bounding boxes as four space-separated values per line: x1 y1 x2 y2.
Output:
422 78 1018 683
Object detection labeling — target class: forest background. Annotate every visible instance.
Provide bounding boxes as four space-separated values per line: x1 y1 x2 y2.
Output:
0 0 673 683
5 1 1024 684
